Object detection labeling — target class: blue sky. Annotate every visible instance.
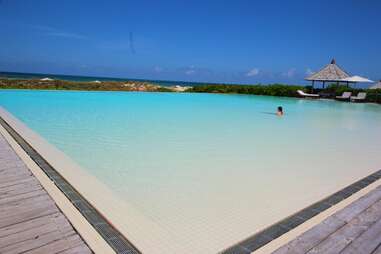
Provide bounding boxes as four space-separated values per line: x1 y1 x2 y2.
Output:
0 0 380 84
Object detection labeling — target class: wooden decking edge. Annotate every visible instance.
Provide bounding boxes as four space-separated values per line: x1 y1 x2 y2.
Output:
0 123 116 254
252 177 381 254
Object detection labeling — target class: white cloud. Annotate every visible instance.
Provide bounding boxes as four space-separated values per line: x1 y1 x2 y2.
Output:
31 24 86 39
246 68 260 77
305 68 314 76
184 66 196 75
185 69 195 75
283 68 296 78
48 32 86 39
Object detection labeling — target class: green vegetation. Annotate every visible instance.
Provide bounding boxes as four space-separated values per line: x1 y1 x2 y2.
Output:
306 84 362 96
366 89 381 103
188 83 381 103
188 84 304 97
1 79 380 103
0 79 173 92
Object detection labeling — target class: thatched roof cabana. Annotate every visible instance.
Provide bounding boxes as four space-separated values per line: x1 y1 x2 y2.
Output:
305 59 351 88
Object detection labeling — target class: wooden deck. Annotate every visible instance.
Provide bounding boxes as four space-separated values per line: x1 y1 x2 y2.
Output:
272 184 381 254
0 133 92 254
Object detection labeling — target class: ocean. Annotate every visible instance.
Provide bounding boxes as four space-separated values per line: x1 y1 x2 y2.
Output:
0 71 209 87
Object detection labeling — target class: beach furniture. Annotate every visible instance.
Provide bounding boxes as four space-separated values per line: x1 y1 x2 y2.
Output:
297 90 320 98
335 92 352 101
318 91 334 98
350 92 367 102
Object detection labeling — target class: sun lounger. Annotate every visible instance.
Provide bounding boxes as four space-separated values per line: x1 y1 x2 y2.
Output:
350 92 367 102
297 90 319 98
336 92 352 101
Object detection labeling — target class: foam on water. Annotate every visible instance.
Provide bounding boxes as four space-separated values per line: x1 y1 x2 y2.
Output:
1 89 380 253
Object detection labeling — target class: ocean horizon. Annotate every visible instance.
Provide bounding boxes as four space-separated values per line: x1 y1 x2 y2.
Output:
1 71 377 89
0 71 224 87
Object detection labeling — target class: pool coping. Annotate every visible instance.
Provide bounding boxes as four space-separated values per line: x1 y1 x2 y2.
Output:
0 107 193 254
253 177 381 254
221 171 381 254
1 106 380 254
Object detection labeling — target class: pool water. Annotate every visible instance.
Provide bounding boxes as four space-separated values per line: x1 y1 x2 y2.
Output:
1 90 380 253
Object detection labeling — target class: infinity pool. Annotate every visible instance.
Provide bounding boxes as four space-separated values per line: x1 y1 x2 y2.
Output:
1 90 380 253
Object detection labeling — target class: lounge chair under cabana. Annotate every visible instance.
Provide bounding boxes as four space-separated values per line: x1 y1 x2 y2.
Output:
297 90 320 98
336 92 352 101
351 92 367 102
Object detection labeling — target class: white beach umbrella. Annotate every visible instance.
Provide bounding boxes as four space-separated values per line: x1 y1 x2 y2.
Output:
341 75 373 88
369 80 381 89
341 75 373 83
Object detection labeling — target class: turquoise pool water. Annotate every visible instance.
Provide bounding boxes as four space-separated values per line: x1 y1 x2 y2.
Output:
1 89 381 253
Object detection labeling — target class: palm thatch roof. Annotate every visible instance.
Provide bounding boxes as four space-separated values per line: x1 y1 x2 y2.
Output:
305 59 350 82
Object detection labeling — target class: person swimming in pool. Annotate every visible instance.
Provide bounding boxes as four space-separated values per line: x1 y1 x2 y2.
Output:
277 106 283 116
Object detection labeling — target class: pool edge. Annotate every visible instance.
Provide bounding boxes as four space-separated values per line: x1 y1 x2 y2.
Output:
0 116 142 254
0 107 206 254
221 171 381 254
1 105 380 254
0 120 117 253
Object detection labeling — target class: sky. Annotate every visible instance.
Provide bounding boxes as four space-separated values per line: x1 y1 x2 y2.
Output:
0 0 380 84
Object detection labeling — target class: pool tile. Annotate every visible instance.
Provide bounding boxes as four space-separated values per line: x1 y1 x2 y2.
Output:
240 233 272 251
279 215 305 229
260 224 289 240
222 245 251 254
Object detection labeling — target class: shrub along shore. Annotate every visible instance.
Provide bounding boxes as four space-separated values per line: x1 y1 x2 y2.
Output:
188 84 381 103
1 79 380 103
0 79 173 92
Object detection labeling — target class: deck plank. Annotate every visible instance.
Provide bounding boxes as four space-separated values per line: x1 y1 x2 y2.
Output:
0 183 43 200
23 235 85 254
0 219 72 248
372 244 381 254
59 244 93 254
0 198 55 218
0 213 65 238
0 177 39 190
305 199 381 254
0 178 40 192
0 189 51 206
0 202 58 228
273 185 381 254
0 133 91 254
0 228 76 254
340 217 381 254
271 216 345 254
332 186 381 223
